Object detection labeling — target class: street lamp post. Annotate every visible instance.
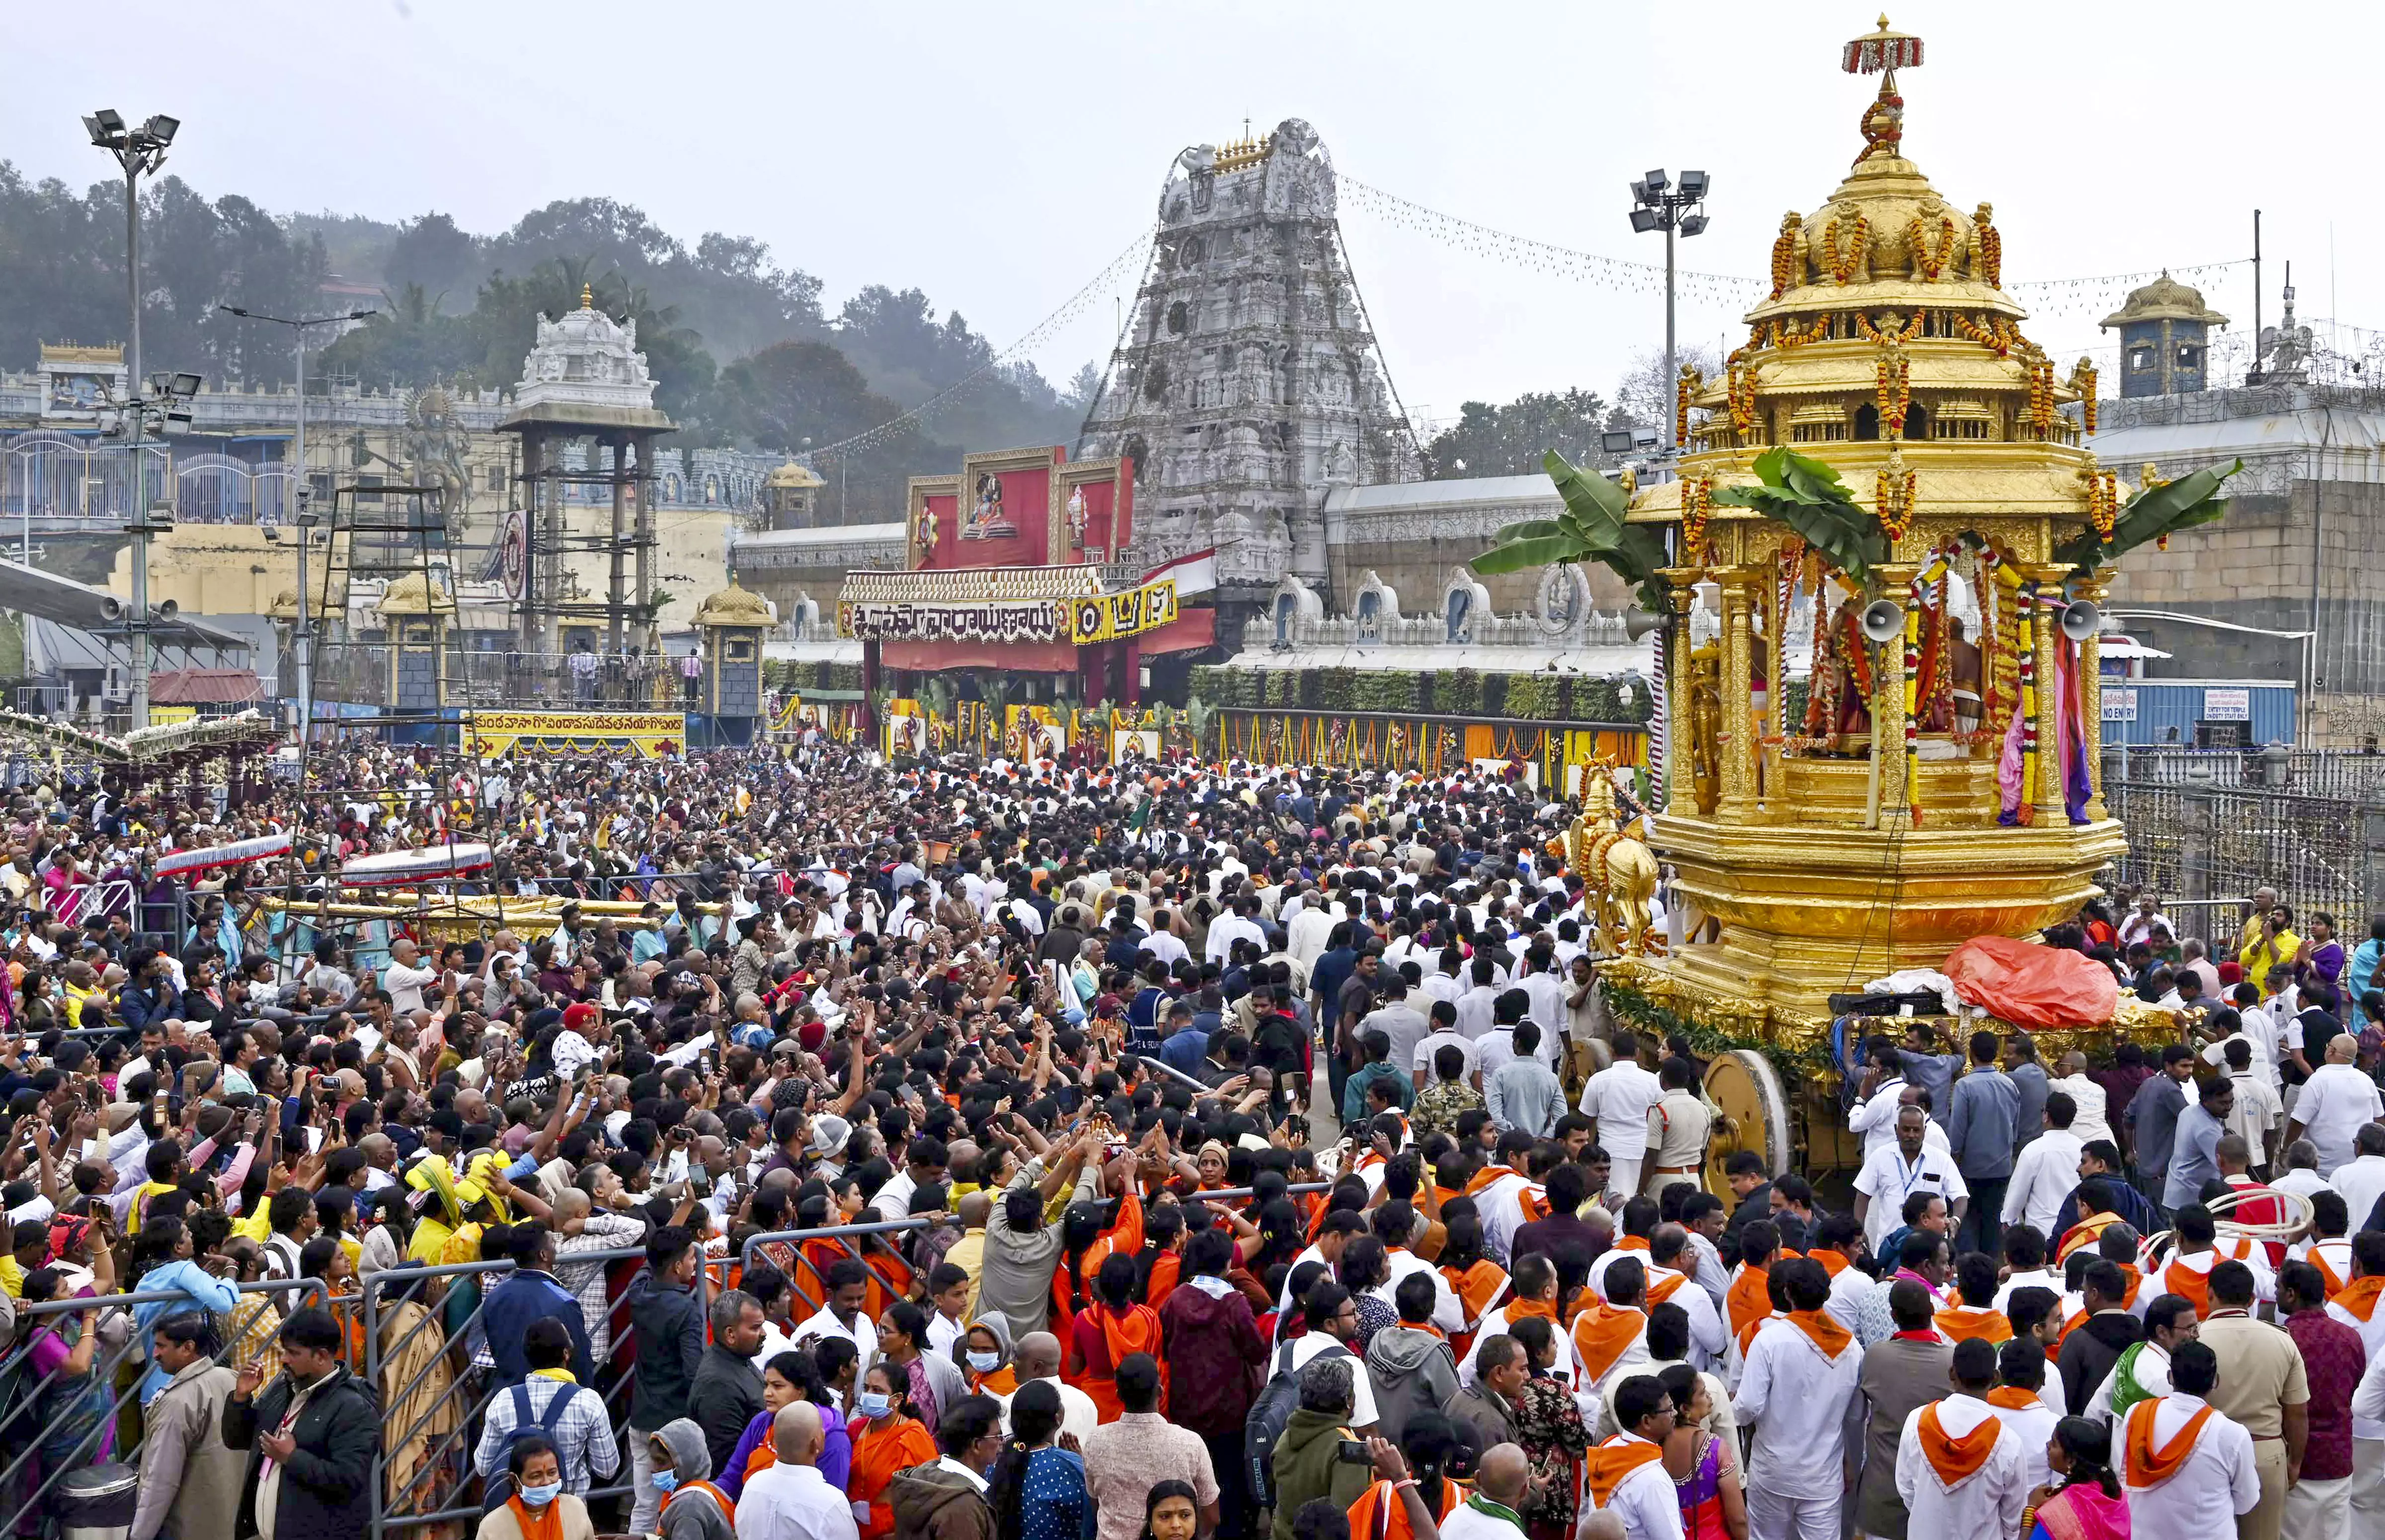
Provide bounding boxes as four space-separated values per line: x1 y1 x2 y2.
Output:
84 108 178 730
1628 169 1711 451
220 306 374 754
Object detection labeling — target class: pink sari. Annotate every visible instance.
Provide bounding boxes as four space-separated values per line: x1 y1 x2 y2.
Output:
2029 1482 2130 1540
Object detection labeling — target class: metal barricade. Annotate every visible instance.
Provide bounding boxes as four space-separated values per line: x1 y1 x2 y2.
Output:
364 1246 659 1540
0 1276 327 1540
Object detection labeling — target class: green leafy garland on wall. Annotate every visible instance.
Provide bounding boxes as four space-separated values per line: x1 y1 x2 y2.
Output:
1600 977 1834 1083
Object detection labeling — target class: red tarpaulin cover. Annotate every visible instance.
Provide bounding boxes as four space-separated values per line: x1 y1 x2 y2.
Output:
1942 935 2120 1029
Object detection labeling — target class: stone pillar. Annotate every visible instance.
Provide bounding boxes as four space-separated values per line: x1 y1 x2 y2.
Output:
1872 563 1919 822
2024 563 2068 822
519 433 543 652
2072 569 2110 821
607 436 628 655
1660 569 1701 813
632 436 655 650
1714 565 1762 823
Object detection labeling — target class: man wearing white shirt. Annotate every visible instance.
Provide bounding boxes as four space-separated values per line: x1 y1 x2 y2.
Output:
2049 1052 2116 1148
1202 894 1264 965
1851 1107 1971 1254
1733 1259 1861 1540
2000 1091 2085 1237
735 1402 860 1540
1579 1032 1665 1199
1583 1378 1686 1540
1894 1338 2027 1540
2328 1123 2385 1230
1452 958 1502 1041
381 936 439 1016
2119 1343 2260 1531
1515 952 1568 1065
1286 889 1338 968
1410 1004 1476 1090
2287 1037 2385 1175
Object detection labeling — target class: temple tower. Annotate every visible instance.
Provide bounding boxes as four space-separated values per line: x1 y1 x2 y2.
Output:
1077 119 1419 609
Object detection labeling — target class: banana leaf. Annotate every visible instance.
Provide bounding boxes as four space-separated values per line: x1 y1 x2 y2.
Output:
2055 458 2241 568
1709 445 1888 581
1470 534 1591 573
1469 450 1669 610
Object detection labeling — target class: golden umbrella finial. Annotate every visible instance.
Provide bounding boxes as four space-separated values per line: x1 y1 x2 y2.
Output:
1843 13 1922 74
580 283 594 309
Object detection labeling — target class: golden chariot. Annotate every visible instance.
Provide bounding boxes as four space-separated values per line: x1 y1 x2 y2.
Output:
1545 18 2230 1181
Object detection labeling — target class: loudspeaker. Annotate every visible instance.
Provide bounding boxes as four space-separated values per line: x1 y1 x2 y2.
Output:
2060 600 2101 642
1623 610 1664 641
97 596 123 622
1860 599 1906 643
155 599 179 621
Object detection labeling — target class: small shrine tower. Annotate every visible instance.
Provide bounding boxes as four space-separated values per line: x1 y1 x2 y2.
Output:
2100 273 2228 397
689 582 772 746
377 571 456 733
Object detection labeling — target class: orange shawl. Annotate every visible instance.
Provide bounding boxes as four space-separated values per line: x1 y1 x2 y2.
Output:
1785 1308 1853 1360
1441 1260 1509 1327
1508 1296 1561 1327
1077 1302 1165 1422
1146 1252 1182 1310
1916 1403 2001 1487
2163 1255 2216 1319
1725 1263 1771 1340
1584 1438 1667 1507
506 1495 564 1540
969 1364 1019 1398
2124 1398 2215 1490
1646 1269 1690 1306
2331 1275 2385 1322
1986 1386 2042 1411
1571 1302 1647 1383
850 1416 937 1539
2307 1243 2352 1296
1348 1477 1465 1540
741 1438 780 1483
1810 1249 1852 1279
1934 1305 2013 1345
2058 1211 2120 1262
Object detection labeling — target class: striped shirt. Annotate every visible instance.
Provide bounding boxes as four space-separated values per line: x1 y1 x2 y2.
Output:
473 1372 619 1493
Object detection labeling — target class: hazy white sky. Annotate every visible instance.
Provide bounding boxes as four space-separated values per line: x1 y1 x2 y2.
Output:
5 1 2372 428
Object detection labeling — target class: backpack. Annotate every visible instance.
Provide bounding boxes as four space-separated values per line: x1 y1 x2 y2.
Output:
481 1381 580 1514
1244 1338 1350 1506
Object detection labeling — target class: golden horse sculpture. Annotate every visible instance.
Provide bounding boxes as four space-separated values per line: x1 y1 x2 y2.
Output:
1554 771 1661 956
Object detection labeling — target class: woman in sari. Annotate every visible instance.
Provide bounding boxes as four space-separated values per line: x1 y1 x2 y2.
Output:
301 1236 368 1367
11 1268 112 1511
2021 1417 2130 1540
1064 1253 1163 1423
847 1362 936 1540
1505 1315 1592 1540
1658 1363 1747 1540
719 1350 847 1498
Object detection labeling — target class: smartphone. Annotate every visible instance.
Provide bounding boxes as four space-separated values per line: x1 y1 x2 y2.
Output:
1335 1440 1372 1465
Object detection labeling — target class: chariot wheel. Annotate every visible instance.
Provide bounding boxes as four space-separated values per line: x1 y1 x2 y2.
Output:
1703 1048 1792 1193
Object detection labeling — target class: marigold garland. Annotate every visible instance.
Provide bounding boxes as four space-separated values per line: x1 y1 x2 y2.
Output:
1875 463 1918 540
2072 361 2099 432
1855 309 1924 345
1910 216 1958 281
1875 349 1912 438
1727 364 1760 434
1769 213 1802 299
2084 469 2119 539
1824 214 1869 284
1974 218 2003 287
2027 359 2056 437
1675 370 1693 449
1679 476 1715 565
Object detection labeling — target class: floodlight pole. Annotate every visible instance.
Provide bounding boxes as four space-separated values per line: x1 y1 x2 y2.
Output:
91 110 176 730
1664 219 1677 441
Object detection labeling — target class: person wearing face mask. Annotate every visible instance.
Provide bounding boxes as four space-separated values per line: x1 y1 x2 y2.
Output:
474 1435 594 1540
847 1362 937 1540
645 1418 735 1540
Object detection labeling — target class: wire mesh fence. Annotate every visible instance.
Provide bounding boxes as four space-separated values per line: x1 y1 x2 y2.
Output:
2103 770 2385 925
